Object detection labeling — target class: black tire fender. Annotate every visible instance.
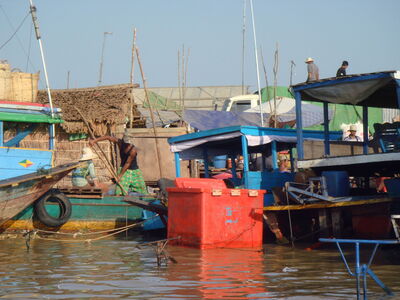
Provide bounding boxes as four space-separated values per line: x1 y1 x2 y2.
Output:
34 191 72 227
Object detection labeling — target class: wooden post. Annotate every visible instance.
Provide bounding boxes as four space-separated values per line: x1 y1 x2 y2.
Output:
318 208 330 237
331 207 343 237
136 47 164 179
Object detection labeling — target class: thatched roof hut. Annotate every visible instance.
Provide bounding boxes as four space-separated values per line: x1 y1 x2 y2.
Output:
37 83 144 136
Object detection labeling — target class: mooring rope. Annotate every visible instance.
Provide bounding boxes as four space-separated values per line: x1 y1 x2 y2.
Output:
26 214 160 243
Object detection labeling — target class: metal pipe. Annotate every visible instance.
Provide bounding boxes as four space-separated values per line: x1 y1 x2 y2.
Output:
249 0 263 127
29 0 56 151
241 135 249 187
241 0 246 95
174 152 181 178
0 121 3 146
362 106 369 155
271 140 278 170
294 91 304 159
323 102 330 155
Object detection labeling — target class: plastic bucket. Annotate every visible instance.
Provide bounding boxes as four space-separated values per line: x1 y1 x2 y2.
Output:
213 155 227 169
322 171 350 197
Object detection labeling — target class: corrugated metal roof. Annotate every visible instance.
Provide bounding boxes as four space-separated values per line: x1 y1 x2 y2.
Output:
132 85 249 111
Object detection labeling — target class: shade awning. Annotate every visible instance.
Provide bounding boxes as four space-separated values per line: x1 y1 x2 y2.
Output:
291 71 400 108
168 126 342 160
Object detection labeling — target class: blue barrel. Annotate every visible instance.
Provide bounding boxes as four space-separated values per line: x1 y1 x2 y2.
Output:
213 155 227 169
322 171 350 197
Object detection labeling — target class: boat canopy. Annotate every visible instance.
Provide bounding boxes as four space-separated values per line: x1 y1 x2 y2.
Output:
0 101 62 124
168 125 341 160
291 71 400 108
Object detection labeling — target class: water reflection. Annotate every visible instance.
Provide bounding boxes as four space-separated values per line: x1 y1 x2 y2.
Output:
164 247 268 299
0 236 398 299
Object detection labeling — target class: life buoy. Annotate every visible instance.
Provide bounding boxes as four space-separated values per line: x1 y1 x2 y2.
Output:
34 191 72 227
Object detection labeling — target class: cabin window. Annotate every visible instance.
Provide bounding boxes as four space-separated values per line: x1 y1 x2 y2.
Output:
232 101 251 112
3 122 49 149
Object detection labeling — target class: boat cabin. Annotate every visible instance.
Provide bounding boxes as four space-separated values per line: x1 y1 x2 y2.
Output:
168 125 342 206
0 101 62 180
292 71 400 182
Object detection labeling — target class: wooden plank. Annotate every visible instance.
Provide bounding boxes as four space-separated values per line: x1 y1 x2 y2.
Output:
124 196 168 216
264 197 392 211
66 194 103 199
59 187 103 195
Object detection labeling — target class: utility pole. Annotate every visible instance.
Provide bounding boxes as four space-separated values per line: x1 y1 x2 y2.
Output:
66 70 70 89
98 31 112 86
290 60 296 86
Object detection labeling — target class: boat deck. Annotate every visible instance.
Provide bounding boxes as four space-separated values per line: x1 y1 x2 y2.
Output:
297 152 400 176
264 196 392 211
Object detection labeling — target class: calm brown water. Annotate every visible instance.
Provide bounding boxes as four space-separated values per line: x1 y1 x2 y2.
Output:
0 234 399 299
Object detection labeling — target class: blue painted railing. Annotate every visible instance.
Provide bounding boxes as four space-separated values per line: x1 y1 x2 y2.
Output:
319 238 399 300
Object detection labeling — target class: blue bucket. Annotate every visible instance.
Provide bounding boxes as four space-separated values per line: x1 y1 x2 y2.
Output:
322 171 350 197
213 155 227 169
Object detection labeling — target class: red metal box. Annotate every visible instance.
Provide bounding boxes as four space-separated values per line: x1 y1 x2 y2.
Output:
175 177 226 189
167 179 265 249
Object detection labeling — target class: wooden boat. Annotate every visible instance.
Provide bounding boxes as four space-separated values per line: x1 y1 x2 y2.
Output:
0 101 156 233
289 70 400 240
2 191 150 232
167 125 347 243
167 70 400 242
0 162 82 226
0 100 81 230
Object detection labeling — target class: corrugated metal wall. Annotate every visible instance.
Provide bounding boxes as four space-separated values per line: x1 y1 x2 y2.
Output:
383 108 400 122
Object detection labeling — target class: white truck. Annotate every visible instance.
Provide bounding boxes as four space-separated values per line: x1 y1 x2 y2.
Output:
221 94 260 112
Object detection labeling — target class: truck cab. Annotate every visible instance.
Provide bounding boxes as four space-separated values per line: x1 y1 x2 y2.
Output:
221 94 260 112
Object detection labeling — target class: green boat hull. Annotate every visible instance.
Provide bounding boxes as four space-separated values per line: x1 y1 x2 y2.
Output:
1 195 145 232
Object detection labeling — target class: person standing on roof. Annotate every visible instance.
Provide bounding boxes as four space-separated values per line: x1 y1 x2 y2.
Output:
336 60 349 77
305 57 319 82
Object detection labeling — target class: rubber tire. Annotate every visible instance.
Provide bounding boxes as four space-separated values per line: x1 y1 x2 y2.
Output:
34 191 72 227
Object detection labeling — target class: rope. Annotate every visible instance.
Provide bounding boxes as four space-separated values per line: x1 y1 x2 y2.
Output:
28 214 160 243
0 10 30 50
285 187 295 247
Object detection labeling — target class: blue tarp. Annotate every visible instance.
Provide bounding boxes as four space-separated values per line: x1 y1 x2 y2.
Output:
184 103 333 131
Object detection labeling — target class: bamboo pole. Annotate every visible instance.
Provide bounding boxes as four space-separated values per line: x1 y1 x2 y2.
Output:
74 107 127 195
135 47 164 179
260 46 273 117
177 49 182 121
273 43 279 128
129 28 137 128
183 46 190 110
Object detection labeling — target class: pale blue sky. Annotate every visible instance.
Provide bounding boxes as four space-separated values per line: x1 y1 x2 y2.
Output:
1 0 399 91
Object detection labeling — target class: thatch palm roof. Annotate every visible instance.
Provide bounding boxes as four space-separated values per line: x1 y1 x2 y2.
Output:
38 83 144 136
